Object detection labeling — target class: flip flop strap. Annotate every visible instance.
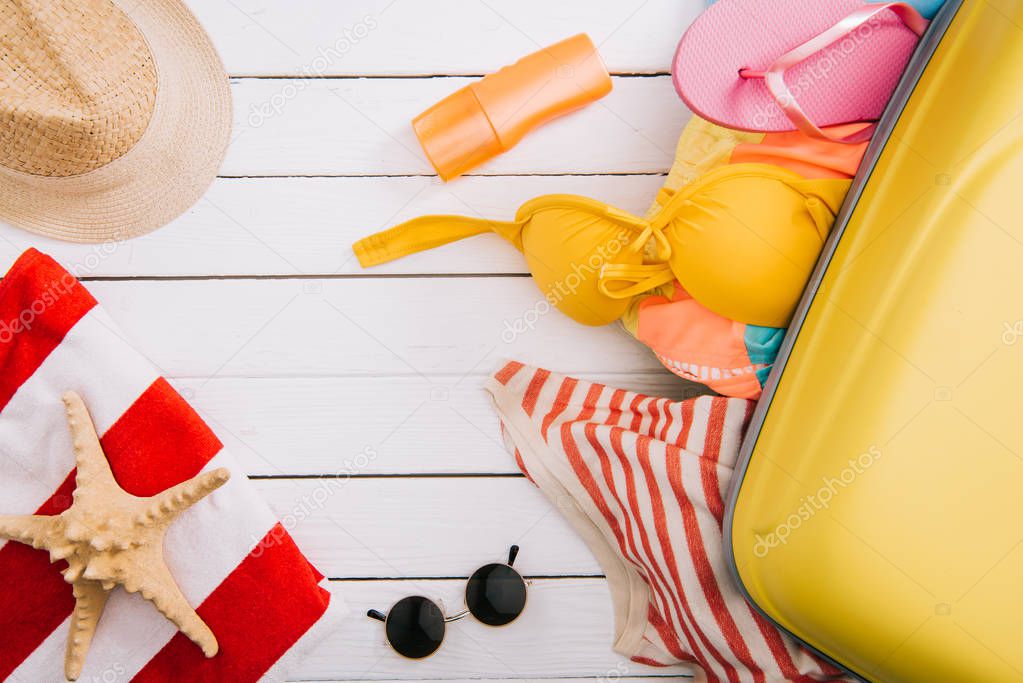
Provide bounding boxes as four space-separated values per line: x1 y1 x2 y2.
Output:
741 2 929 144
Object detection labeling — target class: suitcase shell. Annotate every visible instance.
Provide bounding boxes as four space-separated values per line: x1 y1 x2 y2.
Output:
726 1 1023 680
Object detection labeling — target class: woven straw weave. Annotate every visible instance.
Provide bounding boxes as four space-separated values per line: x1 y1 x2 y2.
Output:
0 0 232 242
1 0 158 177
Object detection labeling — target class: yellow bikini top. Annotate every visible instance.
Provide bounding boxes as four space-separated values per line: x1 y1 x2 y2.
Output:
353 163 850 328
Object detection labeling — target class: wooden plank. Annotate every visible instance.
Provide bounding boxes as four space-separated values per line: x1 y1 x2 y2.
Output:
8 4 714 682
291 679 688 682
0 175 666 277
226 76 686 176
290 579 695 680
84 278 667 378
291 679 689 682
250 475 689 580
252 477 601 578
176 374 708 476
185 0 705 76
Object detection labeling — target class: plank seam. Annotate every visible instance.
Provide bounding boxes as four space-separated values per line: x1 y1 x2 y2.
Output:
229 72 671 80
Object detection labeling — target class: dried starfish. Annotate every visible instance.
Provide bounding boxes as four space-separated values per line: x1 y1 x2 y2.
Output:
0 392 230 681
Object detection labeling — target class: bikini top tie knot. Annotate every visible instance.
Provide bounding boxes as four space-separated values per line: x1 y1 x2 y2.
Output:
353 162 851 328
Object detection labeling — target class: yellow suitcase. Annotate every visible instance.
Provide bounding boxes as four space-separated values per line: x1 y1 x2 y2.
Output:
726 1 1023 680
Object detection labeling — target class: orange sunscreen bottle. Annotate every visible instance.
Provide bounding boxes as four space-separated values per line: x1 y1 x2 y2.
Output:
412 33 613 181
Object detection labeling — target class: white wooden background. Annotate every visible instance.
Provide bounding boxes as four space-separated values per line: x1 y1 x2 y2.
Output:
0 1 710 680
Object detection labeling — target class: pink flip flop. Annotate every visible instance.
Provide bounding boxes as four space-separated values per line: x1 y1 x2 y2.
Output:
672 1 928 143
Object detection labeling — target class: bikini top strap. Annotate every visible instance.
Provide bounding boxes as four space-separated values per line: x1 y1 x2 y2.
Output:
352 214 527 267
595 164 851 301
592 177 714 301
598 263 675 300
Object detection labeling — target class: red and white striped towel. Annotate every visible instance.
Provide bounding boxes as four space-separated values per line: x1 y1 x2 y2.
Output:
0 249 343 682
486 362 852 683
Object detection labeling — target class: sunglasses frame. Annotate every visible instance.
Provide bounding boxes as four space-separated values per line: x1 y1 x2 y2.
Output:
367 545 527 659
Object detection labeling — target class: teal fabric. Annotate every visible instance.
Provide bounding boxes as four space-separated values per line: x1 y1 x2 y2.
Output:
744 325 786 387
869 0 946 19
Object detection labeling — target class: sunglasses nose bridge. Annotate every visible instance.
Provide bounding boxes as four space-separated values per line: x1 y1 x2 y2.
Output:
444 608 471 623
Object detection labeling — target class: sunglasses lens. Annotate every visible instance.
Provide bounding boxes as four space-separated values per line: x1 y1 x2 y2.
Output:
466 563 527 626
384 596 445 659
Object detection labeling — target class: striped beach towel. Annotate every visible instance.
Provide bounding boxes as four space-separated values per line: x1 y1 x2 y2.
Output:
0 249 343 682
486 362 852 683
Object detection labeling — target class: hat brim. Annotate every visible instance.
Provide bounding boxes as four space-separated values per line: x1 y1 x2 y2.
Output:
0 0 232 243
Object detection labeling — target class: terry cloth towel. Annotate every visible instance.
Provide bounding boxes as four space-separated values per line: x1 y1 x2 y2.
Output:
0 249 344 682
486 362 853 683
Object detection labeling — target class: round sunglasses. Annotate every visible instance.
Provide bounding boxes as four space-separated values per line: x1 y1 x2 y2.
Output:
367 545 527 659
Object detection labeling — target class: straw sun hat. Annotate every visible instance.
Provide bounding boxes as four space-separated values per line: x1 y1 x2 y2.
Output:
0 0 232 243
